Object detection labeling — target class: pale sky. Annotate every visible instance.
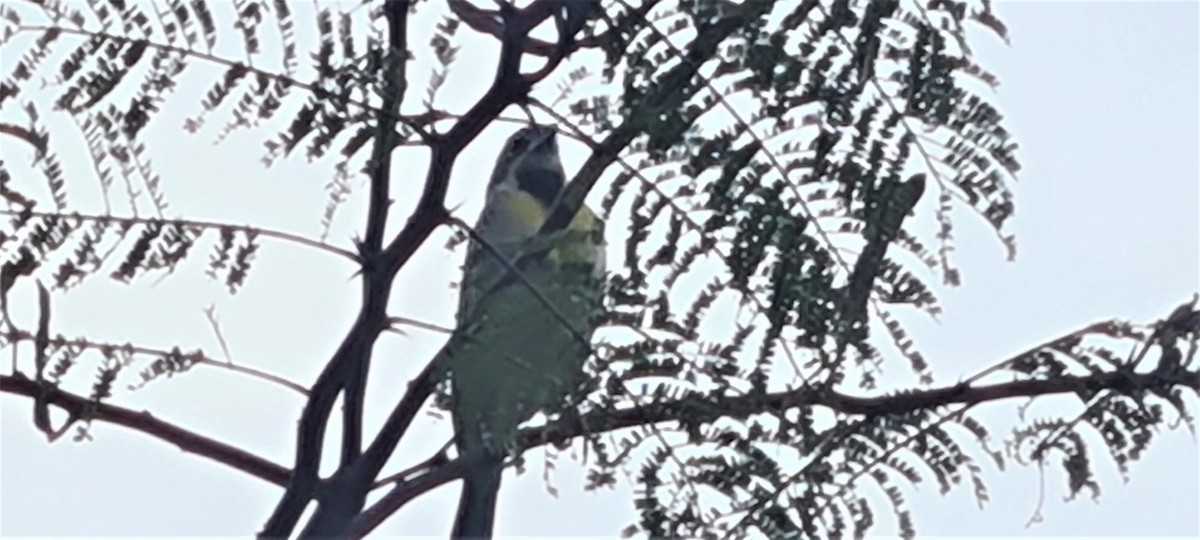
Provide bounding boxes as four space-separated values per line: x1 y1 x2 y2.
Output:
1 1 1197 539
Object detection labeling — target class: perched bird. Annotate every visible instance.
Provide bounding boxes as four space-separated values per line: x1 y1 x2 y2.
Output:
444 125 606 539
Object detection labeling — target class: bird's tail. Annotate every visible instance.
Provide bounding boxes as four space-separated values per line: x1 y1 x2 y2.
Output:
451 455 503 539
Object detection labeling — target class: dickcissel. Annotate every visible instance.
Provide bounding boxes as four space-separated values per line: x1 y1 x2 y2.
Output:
442 125 605 539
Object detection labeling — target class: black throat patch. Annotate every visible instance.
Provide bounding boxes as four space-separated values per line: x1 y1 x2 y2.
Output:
516 168 564 208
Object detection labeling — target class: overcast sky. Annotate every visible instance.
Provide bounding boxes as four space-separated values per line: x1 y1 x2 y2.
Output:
2 1 1197 538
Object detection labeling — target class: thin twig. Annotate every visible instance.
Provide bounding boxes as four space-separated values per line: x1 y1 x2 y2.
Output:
1 329 309 396
385 315 452 335
202 304 235 365
0 208 358 262
13 24 434 144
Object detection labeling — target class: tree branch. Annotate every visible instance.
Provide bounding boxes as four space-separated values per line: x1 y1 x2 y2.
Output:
354 0 586 478
1 330 308 396
313 363 1200 536
342 455 467 539
0 372 291 486
339 0 413 491
0 121 49 155
447 0 611 58
0 209 358 262
260 0 417 531
12 24 434 144
527 368 1200 450
266 1 573 537
293 4 756 534
541 3 745 234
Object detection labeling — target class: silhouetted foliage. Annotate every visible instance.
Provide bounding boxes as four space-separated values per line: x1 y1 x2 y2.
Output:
1 1 1195 538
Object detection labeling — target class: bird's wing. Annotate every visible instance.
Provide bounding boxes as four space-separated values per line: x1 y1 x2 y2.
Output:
450 193 604 444
447 196 605 540
456 188 549 328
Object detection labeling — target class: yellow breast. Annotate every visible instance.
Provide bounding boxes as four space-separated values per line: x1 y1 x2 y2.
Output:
493 190 603 270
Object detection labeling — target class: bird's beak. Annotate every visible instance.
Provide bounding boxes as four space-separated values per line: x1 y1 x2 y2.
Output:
534 129 557 151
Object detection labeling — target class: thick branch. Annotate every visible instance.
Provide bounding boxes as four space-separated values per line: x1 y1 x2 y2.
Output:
354 0 588 479
260 2 415 535
330 0 572 497
528 368 1200 449
273 1 574 537
6 331 1192 531
298 5 754 534
294 364 1200 536
339 0 413 489
1 373 291 486
349 350 440 487
341 454 467 539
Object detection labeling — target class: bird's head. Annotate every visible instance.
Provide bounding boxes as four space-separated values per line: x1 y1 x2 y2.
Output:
489 125 566 207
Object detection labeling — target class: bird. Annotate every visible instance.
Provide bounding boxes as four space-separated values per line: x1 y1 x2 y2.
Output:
442 125 606 539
